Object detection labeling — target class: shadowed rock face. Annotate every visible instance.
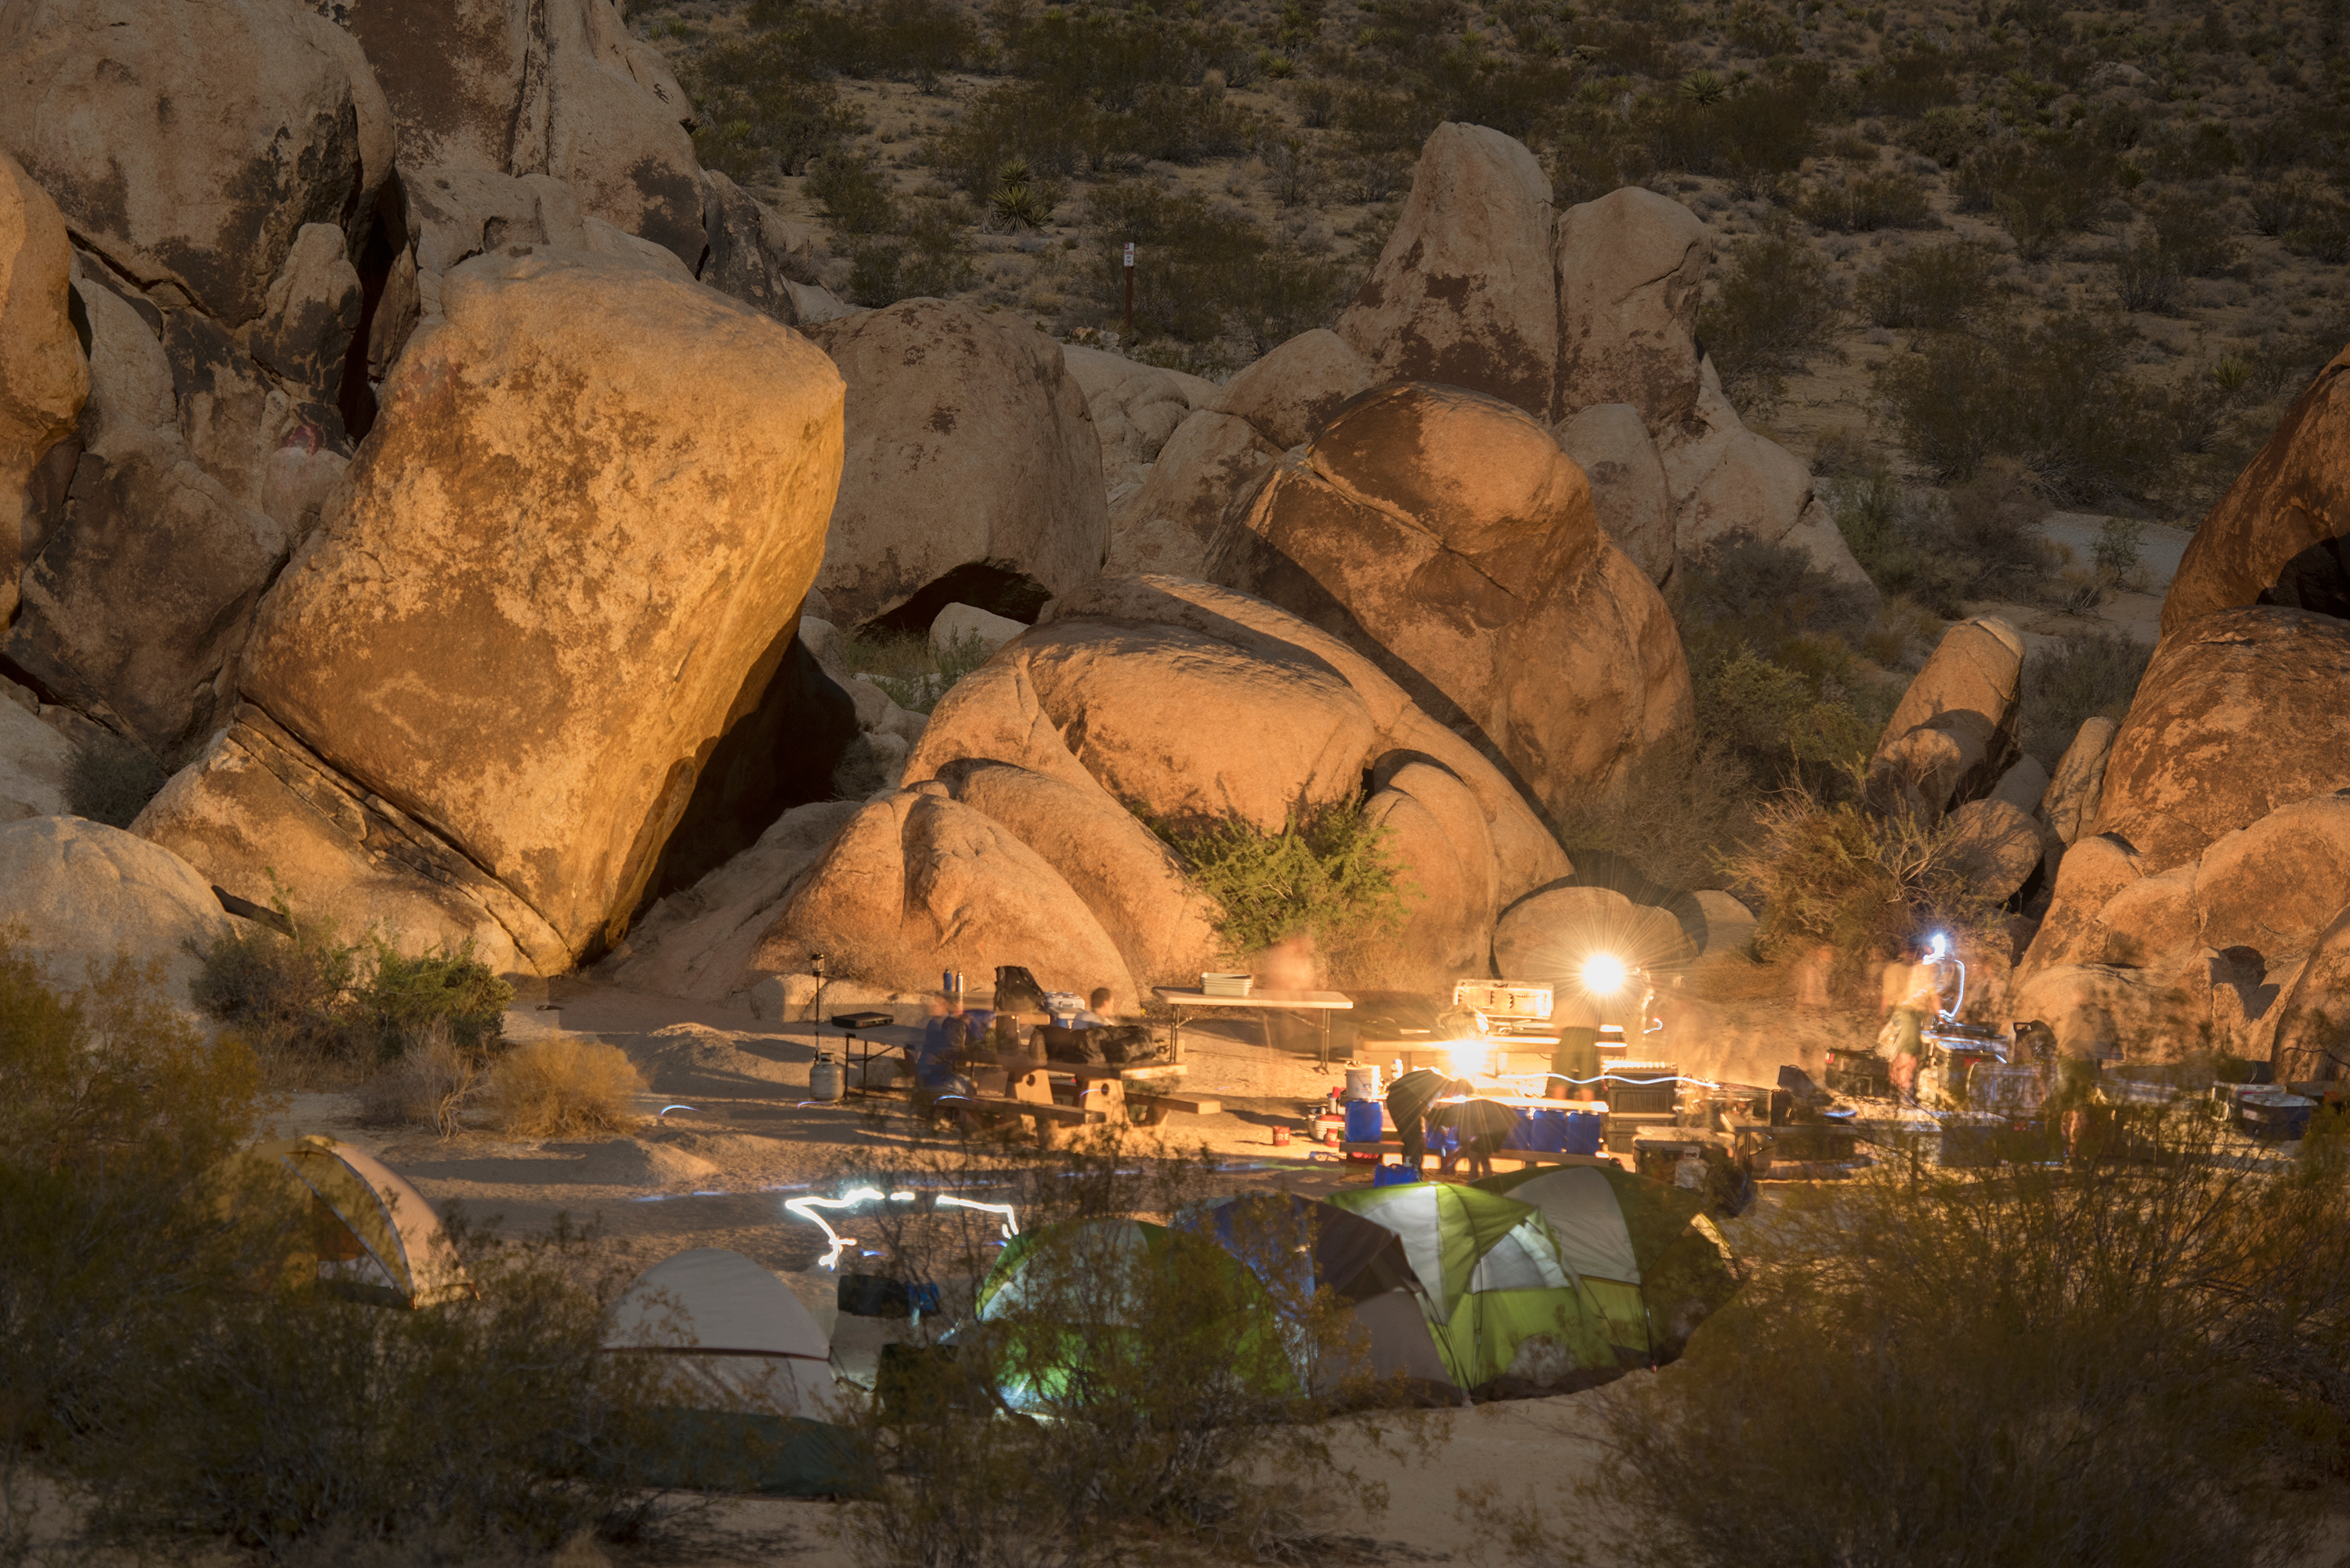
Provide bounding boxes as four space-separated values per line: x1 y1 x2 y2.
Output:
1213 384 1691 820
1335 124 1558 421
2165 344 2350 634
1553 187 1711 433
0 150 88 622
312 0 706 267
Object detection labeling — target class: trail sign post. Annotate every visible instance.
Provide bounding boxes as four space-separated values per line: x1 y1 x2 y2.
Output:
1123 242 1134 338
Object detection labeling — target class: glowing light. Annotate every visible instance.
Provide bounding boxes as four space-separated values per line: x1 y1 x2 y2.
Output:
938 1194 1021 1238
1444 1037 1490 1077
784 1187 1022 1268
1928 932 1950 959
1582 952 1629 995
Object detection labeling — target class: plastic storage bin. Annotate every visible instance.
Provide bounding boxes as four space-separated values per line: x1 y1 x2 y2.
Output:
1563 1110 1603 1156
1372 1164 1422 1187
1344 1099 1386 1144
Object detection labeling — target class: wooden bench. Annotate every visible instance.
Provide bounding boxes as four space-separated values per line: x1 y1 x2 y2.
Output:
1061 1064 1220 1126
1338 1139 1618 1169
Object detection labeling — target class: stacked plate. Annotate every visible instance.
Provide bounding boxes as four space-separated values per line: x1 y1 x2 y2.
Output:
1201 972 1254 998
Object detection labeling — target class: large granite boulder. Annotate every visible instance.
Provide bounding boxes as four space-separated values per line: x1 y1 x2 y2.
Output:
313 0 703 268
2086 607 2350 873
1553 186 1709 432
0 150 86 620
2041 717 2118 845
0 814 233 1009
1105 410 1280 578
754 786 1142 1010
0 0 392 327
1063 343 1214 510
809 299 1105 627
1209 327 1378 452
1555 402 1674 585
0 689 72 821
2164 342 2350 634
1334 124 1558 421
1214 384 1692 818
138 247 844 971
1867 616 2025 818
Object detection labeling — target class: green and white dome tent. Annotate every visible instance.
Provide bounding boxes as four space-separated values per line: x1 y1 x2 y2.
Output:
1324 1182 1618 1393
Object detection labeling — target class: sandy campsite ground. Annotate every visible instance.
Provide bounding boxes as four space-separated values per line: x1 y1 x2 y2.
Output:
245 983 1790 1566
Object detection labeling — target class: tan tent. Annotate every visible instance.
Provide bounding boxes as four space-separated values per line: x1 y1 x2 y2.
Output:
251 1135 475 1308
606 1248 836 1417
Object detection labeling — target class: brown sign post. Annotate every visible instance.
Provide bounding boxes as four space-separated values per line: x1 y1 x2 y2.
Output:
1123 241 1134 338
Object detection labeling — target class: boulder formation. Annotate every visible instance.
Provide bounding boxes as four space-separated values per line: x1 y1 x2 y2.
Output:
807 299 1105 629
1335 125 1558 419
1553 187 1709 432
1063 343 1216 516
0 814 233 1010
616 576 1573 1002
1866 616 2026 818
0 150 86 622
1213 383 1693 818
2164 343 2350 633
137 247 844 972
1556 402 1675 584
2012 608 2350 1071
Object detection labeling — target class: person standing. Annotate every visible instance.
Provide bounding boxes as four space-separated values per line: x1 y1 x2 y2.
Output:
1878 947 1938 1104
1549 988 1603 1102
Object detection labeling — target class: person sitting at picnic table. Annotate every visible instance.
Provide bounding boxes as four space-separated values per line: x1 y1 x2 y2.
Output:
914 994 976 1099
1070 987 1114 1029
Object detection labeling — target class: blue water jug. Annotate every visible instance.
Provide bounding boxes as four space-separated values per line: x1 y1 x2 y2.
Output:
1563 1111 1603 1156
1344 1099 1384 1144
1372 1163 1422 1187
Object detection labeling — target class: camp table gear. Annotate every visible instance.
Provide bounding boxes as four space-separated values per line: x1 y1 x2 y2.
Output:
1602 1063 1681 1115
1154 985 1354 1064
1825 1047 1893 1100
2239 1091 2316 1140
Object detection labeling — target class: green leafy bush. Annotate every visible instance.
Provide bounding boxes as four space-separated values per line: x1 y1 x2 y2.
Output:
1697 220 1845 413
1081 180 1355 357
192 901 512 1082
680 36 861 180
1854 239 2002 330
63 730 170 829
846 197 980 306
1161 800 1415 973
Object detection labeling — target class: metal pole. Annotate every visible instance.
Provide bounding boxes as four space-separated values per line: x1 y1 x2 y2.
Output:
1123 240 1134 338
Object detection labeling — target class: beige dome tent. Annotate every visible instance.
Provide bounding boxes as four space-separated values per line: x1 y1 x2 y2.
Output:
250 1136 475 1309
606 1248 837 1417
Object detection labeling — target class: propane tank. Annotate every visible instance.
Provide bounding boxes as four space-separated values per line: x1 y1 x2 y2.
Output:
808 1053 844 1102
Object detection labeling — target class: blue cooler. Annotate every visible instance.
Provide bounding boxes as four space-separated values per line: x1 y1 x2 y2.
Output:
1344 1099 1385 1144
1372 1164 1422 1187
1563 1111 1603 1156
1523 1108 1569 1152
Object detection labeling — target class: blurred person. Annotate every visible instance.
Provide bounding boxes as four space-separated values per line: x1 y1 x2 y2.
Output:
1072 987 1114 1029
1549 987 1603 1103
913 993 974 1099
1878 946 1940 1104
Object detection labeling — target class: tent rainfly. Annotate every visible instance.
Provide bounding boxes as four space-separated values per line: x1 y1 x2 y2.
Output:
250 1136 474 1308
606 1248 837 1418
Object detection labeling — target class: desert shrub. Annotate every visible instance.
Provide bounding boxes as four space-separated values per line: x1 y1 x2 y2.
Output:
1549 734 1759 898
357 1020 485 1138
810 150 901 236
837 627 994 714
1954 130 2118 258
193 909 509 1079
1645 75 1821 197
87 1215 703 1563
846 197 980 305
1854 239 2001 330
2018 629 2151 766
1853 45 1959 117
1082 180 1354 356
1824 458 2057 614
1795 169 1934 232
1724 767 2008 971
0 936 280 1560
1897 103 1977 165
1161 799 1415 974
2285 197 2350 266
1676 529 1876 662
823 1129 1412 1568
1506 1132 2350 1568
680 36 861 179
1872 310 2168 501
2111 224 2186 313
796 0 980 87
481 1035 645 1139
63 729 169 829
1697 219 1845 413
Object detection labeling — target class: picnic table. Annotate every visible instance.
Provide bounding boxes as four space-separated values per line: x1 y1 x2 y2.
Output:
955 1062 1223 1144
1152 987 1354 1065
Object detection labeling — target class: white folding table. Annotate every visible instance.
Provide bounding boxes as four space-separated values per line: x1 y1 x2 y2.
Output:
1151 987 1354 1065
